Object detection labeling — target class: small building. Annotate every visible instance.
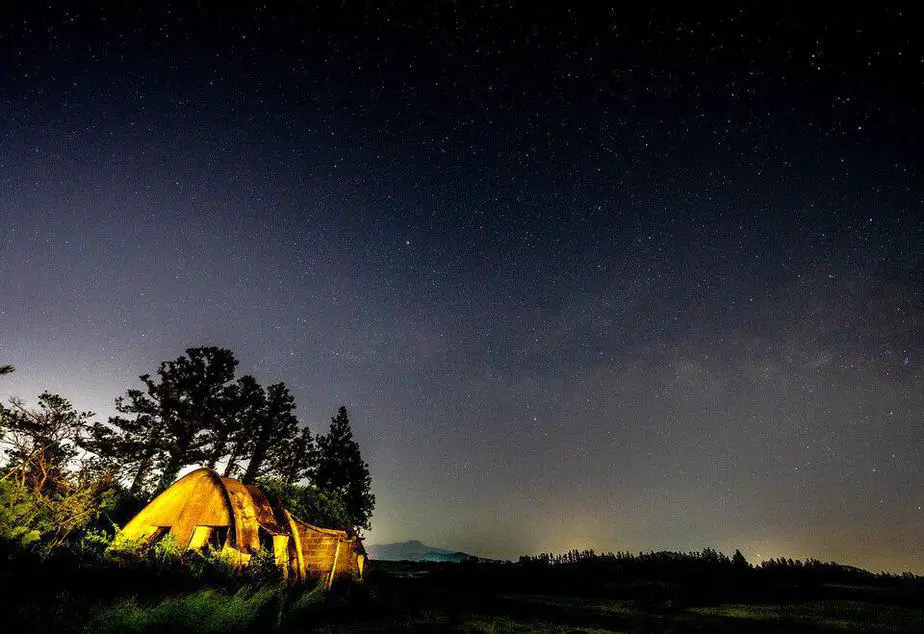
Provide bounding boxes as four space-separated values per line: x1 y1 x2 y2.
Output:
115 468 365 586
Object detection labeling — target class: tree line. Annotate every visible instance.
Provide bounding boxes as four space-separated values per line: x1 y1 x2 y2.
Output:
513 548 924 592
0 347 374 546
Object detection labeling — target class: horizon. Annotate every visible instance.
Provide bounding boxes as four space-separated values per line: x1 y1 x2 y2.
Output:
1 371 920 575
361 538 923 577
3 3 921 577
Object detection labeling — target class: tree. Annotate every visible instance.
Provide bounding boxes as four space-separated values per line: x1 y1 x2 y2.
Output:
0 392 117 547
314 406 374 531
732 549 750 569
87 347 240 494
1 392 90 494
273 426 316 486
0 365 13 376
241 383 299 484
204 374 262 472
219 375 266 478
84 400 162 495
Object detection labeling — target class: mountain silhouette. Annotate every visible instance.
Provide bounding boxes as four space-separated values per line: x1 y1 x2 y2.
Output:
365 540 478 562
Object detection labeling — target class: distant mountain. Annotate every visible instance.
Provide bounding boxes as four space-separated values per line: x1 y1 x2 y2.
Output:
366 540 479 562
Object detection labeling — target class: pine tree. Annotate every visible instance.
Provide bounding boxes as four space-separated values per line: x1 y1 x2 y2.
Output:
314 406 375 530
732 549 750 569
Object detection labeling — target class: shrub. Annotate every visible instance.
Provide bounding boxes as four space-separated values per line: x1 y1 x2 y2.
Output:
0 479 54 546
257 477 351 530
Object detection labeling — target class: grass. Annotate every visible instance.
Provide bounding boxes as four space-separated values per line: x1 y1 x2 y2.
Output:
4 556 924 632
84 587 282 634
690 601 924 633
300 595 924 633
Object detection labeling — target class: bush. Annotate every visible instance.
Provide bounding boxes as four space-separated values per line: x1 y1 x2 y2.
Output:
257 478 351 530
0 479 55 546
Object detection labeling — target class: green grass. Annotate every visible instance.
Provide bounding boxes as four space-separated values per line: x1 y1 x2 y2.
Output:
82 583 335 634
84 587 281 633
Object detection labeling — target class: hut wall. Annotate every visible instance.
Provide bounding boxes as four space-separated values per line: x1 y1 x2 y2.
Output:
296 527 342 580
333 540 356 578
115 468 364 586
120 470 232 549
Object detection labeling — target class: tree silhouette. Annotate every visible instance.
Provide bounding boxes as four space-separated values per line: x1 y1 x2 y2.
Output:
87 347 240 493
84 403 161 495
79 346 372 531
314 406 374 531
273 426 316 486
219 375 266 477
732 549 750 569
0 365 14 375
240 382 299 484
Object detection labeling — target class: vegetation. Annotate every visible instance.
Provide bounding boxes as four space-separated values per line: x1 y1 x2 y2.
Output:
0 348 377 630
4 347 374 535
1 539 922 632
3 358 924 631
314 406 375 530
257 477 352 530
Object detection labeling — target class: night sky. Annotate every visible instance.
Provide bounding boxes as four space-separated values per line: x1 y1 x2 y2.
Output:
2 3 922 571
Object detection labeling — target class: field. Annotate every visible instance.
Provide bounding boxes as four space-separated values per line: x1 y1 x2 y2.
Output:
5 553 924 632
304 561 924 633
310 597 924 633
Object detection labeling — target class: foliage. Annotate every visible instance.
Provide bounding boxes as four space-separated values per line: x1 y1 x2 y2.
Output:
732 548 750 569
273 425 316 485
83 347 334 504
150 532 183 562
0 394 120 549
240 382 300 484
1 392 92 494
215 375 265 478
0 479 53 546
2 533 924 632
85 347 242 494
257 477 351 530
314 406 375 530
95 484 147 529
82 581 327 634
246 545 287 586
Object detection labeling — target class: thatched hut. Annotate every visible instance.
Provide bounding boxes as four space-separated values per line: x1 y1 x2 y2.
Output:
115 468 364 586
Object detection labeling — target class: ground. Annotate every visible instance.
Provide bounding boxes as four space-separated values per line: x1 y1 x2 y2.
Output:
297 562 924 633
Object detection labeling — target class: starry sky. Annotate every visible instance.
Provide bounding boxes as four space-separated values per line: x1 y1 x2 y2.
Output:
2 3 922 571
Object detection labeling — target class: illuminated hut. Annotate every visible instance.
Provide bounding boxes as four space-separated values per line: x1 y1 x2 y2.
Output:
115 468 365 587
